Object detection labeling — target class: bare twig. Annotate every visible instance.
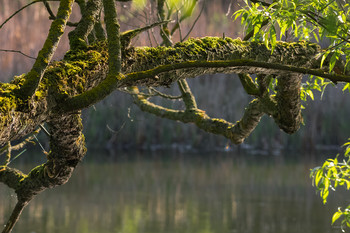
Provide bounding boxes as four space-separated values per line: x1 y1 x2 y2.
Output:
0 0 59 30
121 20 172 48
43 0 78 27
119 87 182 99
149 87 182 99
0 49 36 60
43 0 56 19
176 11 183 41
182 0 206 41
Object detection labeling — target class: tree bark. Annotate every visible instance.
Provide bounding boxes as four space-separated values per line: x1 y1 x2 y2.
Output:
0 37 321 146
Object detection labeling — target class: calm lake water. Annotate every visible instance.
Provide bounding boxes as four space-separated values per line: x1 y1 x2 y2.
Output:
0 151 348 233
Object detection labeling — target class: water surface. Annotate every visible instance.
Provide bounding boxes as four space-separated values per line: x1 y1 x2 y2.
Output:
0 151 347 233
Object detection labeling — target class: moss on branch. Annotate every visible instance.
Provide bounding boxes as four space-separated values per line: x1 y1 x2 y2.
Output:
0 33 348 232
16 0 75 100
130 86 265 144
0 166 26 191
0 36 346 145
68 0 102 48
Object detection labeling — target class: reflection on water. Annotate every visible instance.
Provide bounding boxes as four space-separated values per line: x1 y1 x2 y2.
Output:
0 152 347 233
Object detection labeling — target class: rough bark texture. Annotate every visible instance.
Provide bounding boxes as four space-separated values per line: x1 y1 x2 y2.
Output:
0 37 321 146
121 38 320 86
275 73 303 134
15 113 85 201
1 113 85 233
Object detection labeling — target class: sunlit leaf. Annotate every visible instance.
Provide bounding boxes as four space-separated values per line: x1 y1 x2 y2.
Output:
320 52 330 68
329 52 338 72
333 211 343 224
132 0 147 10
280 22 288 40
181 0 197 20
315 168 323 187
306 89 314 100
313 31 319 42
269 25 277 53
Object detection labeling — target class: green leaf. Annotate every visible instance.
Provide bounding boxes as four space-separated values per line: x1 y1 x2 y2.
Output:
233 9 244 21
306 89 314 100
263 33 269 49
322 188 329 204
345 146 350 157
254 24 260 36
313 31 319 43
329 52 338 72
320 52 330 68
269 25 277 53
315 168 323 187
345 180 350 189
182 0 197 19
332 211 343 224
343 83 350 92
280 22 288 40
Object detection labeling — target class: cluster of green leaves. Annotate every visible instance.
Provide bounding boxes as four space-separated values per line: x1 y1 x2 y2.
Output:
310 140 350 231
132 0 197 20
233 0 350 92
300 76 333 102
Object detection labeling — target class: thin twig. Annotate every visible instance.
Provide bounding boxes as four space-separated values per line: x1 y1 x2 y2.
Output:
43 0 56 19
149 87 182 99
8 149 27 165
182 0 206 41
119 87 182 99
39 124 51 137
43 0 78 27
176 11 183 42
0 0 59 30
150 28 160 46
0 49 36 60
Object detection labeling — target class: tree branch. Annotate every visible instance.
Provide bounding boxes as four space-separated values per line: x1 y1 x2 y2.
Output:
15 0 75 100
1 113 86 233
68 0 102 48
121 59 350 86
0 0 60 30
0 49 36 60
130 86 265 144
103 0 121 74
0 36 341 145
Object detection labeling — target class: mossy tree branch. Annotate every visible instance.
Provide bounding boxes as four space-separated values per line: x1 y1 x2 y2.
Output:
0 37 346 217
129 1 267 144
15 0 74 100
0 129 40 167
0 36 343 142
130 86 265 144
177 79 198 110
52 0 122 113
120 59 350 86
103 0 121 74
1 113 86 233
238 74 260 96
130 1 199 131
68 0 102 48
